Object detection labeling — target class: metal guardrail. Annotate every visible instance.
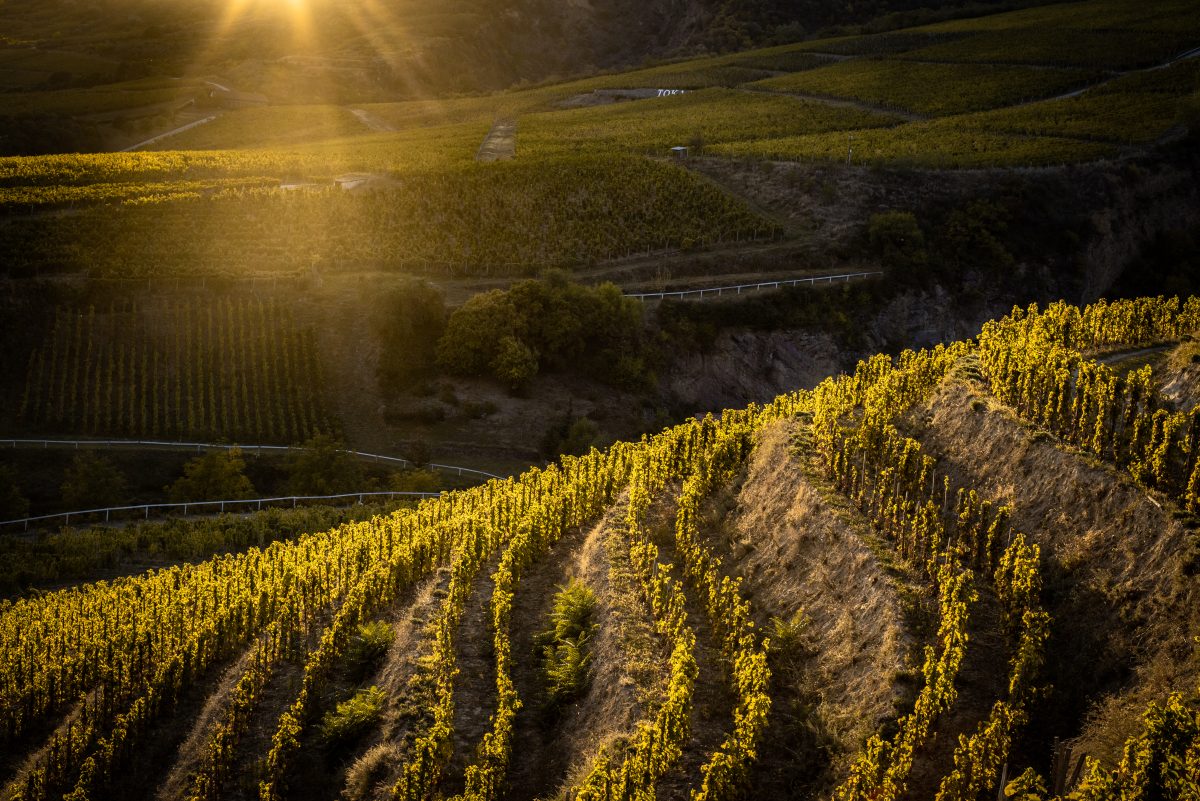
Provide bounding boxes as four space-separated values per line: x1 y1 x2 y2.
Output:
626 271 884 301
0 490 441 532
0 438 505 531
0 438 503 481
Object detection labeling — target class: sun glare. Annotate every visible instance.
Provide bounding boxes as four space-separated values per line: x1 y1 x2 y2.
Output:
211 0 315 50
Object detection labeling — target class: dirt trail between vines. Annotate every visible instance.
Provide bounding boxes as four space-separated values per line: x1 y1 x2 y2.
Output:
477 118 516 162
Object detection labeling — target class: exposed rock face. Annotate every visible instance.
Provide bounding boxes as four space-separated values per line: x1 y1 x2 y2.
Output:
665 329 841 412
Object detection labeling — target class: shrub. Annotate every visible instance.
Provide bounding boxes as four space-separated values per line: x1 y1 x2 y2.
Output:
373 280 446 393
0 465 29 521
767 608 811 658
320 685 386 745
435 275 648 389
286 434 365 496
166 447 255 503
343 743 401 801
390 468 440 493
537 580 599 706
61 452 129 509
346 620 395 676
490 335 539 390
868 210 928 272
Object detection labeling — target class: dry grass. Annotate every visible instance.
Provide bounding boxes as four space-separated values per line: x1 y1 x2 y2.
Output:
726 421 914 790
908 377 1200 766
553 495 672 797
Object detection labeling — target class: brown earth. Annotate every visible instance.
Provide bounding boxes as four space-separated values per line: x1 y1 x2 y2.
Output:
725 421 915 796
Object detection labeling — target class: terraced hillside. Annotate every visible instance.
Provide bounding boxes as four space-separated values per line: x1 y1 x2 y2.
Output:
2 295 1198 801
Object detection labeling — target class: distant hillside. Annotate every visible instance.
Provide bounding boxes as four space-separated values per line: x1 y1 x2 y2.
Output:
0 0 1031 103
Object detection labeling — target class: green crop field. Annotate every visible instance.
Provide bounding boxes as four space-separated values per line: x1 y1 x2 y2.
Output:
710 119 1115 168
519 88 901 156
752 59 1100 116
0 84 195 119
954 88 1194 145
0 0 1194 291
20 298 334 442
896 28 1197 70
0 155 777 279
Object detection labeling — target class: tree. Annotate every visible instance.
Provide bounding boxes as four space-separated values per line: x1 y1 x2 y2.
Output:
403 439 433 468
61 452 128 509
541 411 599 459
434 276 648 390
436 290 519 375
286 435 365 496
939 200 1014 277
490 336 539 391
869 211 928 273
560 417 599 457
373 280 446 394
390 468 440 493
167 448 256 503
0 465 29 521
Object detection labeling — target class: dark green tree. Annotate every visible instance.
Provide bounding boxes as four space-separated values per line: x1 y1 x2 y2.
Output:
436 290 519 376
286 435 365 496
869 211 928 272
491 336 539 391
373 280 446 394
61 452 129 509
0 465 29 520
939 200 1014 277
167 448 256 503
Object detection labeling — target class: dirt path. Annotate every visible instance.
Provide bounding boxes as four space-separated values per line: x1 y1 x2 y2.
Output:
349 108 395 133
904 378 1200 765
120 115 219 152
1093 344 1174 365
723 422 915 795
513 497 672 799
110 646 259 801
476 118 517 162
439 569 500 796
478 523 591 798
330 569 450 800
154 643 265 801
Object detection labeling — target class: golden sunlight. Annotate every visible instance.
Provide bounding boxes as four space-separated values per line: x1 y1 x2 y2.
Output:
213 0 315 49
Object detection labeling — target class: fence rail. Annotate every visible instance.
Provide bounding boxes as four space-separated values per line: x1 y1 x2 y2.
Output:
0 438 503 481
626 270 884 301
1 490 441 532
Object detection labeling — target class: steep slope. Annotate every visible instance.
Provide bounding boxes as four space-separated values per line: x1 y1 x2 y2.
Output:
721 421 913 795
905 377 1200 765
